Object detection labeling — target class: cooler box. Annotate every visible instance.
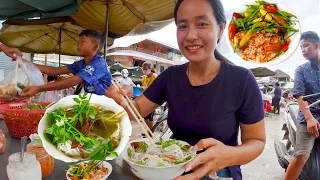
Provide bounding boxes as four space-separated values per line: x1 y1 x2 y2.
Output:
133 86 143 97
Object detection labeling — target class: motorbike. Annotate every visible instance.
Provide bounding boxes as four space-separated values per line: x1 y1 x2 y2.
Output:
274 93 320 180
151 103 172 139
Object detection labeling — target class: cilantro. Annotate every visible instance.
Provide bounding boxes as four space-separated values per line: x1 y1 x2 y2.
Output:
43 93 118 161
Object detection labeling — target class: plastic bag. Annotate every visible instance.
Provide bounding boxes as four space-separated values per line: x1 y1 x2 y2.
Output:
0 57 44 100
33 88 74 103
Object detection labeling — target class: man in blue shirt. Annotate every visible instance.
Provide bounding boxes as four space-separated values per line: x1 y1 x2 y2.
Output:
272 82 282 114
19 30 112 97
285 31 320 180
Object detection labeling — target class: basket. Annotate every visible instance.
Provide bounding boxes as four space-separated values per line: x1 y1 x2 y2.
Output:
0 98 30 119
0 102 50 138
0 98 30 105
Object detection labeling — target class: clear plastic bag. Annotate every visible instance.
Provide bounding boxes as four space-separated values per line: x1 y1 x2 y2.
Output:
32 88 74 103
0 57 44 100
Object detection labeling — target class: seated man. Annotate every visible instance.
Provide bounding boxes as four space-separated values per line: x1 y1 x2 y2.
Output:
285 31 320 180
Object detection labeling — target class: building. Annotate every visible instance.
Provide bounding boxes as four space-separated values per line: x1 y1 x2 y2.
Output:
273 69 291 84
106 38 185 74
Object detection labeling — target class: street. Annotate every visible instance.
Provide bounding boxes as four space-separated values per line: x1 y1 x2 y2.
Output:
130 110 286 180
242 112 285 180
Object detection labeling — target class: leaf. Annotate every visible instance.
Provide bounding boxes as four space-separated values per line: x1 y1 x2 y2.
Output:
44 127 54 135
79 135 88 143
89 145 104 159
136 161 146 166
92 114 119 139
108 151 118 157
127 148 132 158
73 98 80 104
136 142 148 153
155 138 163 145
107 140 113 151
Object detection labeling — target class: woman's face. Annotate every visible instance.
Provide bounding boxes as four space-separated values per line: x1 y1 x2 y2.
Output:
176 0 224 63
300 39 319 60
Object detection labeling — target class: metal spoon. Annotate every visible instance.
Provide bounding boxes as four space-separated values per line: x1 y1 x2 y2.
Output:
20 136 27 162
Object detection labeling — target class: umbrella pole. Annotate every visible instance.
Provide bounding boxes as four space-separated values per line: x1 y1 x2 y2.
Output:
59 28 62 67
104 0 110 61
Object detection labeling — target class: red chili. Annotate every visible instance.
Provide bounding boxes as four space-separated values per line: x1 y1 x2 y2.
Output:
229 24 237 41
67 174 72 177
263 5 278 12
233 12 242 19
282 42 289 52
276 26 281 32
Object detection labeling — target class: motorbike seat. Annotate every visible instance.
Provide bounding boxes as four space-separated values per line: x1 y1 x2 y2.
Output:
288 103 299 128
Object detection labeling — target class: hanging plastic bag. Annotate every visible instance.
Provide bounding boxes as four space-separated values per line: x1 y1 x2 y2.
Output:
0 57 44 100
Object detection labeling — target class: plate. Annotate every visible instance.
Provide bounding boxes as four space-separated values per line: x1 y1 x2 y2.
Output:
38 94 132 162
225 1 301 67
66 161 113 180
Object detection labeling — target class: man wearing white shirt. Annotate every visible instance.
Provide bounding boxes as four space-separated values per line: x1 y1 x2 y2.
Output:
119 69 135 86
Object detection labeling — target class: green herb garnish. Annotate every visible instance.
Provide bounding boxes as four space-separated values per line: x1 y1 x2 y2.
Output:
43 93 119 161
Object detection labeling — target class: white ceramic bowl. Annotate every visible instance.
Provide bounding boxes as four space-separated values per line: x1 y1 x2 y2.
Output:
66 161 113 180
38 94 132 162
122 138 195 180
225 1 301 67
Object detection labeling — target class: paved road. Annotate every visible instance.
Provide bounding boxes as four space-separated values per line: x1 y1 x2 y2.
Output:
242 112 285 180
131 110 286 180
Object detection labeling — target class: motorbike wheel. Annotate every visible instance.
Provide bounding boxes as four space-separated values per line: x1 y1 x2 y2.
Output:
152 120 169 140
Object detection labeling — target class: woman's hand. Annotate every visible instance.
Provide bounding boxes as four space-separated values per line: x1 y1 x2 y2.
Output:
174 138 233 180
105 84 133 108
0 44 23 60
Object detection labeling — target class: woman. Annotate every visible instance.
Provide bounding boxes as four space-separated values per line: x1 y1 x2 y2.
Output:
107 0 265 179
0 43 23 60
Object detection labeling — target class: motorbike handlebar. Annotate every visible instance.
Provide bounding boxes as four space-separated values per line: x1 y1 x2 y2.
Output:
302 93 320 102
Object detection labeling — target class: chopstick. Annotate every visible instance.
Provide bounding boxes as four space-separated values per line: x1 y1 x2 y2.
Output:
112 80 155 145
109 110 126 119
113 81 154 136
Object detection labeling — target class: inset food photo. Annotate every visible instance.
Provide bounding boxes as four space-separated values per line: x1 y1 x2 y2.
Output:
226 0 301 67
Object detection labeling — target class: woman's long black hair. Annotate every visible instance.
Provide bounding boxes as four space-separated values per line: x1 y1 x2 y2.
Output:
174 0 232 64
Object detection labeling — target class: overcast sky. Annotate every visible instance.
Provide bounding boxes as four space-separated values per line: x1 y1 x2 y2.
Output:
146 0 320 78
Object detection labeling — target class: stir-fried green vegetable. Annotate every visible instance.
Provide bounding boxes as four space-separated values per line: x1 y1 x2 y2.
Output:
43 93 119 160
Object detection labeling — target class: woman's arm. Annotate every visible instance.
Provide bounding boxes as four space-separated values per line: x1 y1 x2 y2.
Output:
0 43 23 60
229 120 266 165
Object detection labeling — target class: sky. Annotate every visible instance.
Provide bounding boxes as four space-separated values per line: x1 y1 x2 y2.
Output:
136 0 320 78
